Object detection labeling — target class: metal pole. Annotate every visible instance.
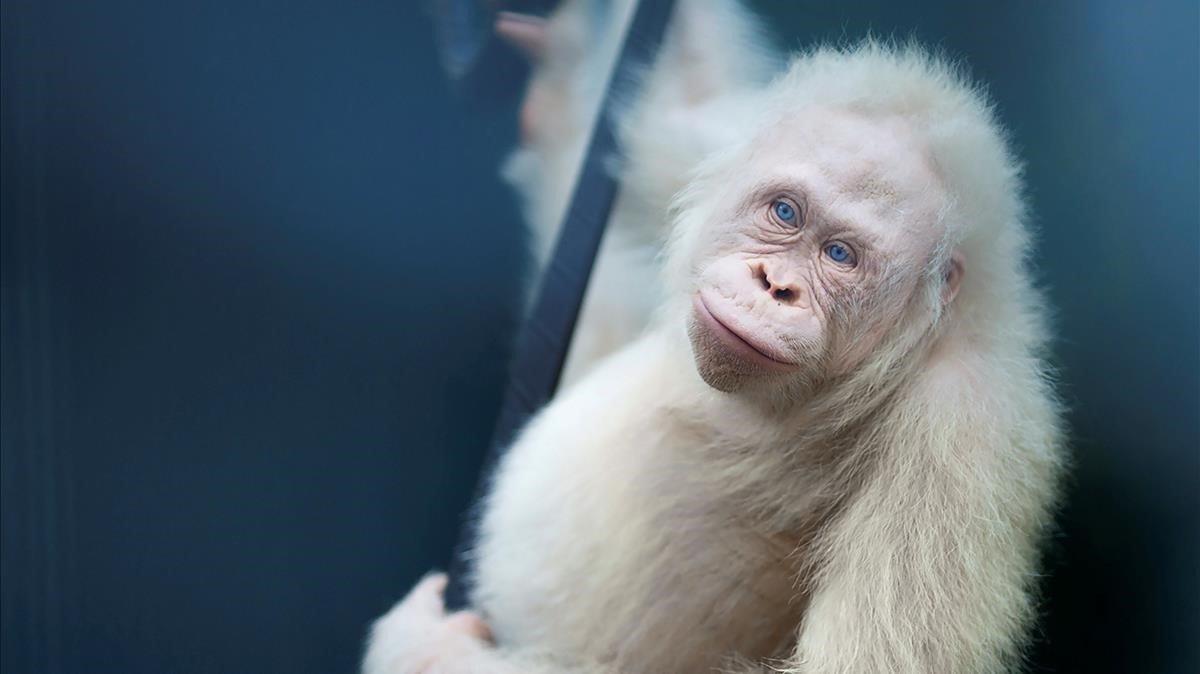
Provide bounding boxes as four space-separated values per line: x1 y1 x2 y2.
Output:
443 0 678 610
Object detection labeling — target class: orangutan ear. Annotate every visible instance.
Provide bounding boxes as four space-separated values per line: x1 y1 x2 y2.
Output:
495 12 547 63
943 251 964 305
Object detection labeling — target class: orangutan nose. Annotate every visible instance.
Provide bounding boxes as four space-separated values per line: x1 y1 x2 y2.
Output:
752 261 802 304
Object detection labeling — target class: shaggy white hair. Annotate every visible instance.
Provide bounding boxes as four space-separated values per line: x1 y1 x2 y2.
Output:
366 35 1064 674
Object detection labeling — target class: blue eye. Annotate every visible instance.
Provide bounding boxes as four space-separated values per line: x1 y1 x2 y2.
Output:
825 242 853 264
772 199 797 225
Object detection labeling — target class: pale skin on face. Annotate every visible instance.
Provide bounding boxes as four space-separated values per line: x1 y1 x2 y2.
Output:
688 106 953 392
365 43 1059 674
363 110 968 672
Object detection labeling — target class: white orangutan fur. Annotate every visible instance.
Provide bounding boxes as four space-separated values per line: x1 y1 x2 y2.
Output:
502 0 778 385
364 36 1064 674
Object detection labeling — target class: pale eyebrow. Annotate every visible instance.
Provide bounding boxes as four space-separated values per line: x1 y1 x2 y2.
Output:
738 176 808 217
809 192 890 256
818 200 886 245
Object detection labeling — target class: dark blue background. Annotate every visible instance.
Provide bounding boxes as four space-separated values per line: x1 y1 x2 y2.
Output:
3 2 1197 673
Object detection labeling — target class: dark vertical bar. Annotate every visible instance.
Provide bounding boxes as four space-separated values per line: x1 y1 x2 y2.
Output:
443 0 677 610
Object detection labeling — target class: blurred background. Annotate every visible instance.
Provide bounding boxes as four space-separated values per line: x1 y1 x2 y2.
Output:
2 1 1196 673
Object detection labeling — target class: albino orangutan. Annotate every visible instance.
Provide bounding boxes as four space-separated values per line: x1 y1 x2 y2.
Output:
365 42 1064 674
